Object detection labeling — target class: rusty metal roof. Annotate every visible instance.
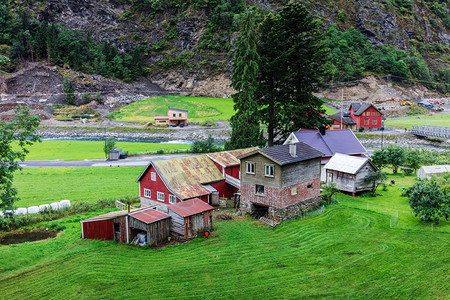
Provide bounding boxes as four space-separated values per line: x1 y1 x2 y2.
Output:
169 198 214 217
131 209 170 224
153 155 224 199
81 207 155 223
207 147 258 167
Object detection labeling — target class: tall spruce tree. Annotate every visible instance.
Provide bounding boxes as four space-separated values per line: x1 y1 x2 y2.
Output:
256 2 329 146
225 8 265 150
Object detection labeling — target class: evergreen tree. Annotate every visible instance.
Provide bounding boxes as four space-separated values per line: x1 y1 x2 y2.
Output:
63 77 76 105
226 8 265 150
255 3 329 146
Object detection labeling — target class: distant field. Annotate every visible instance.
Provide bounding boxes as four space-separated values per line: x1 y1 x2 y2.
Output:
13 167 141 207
107 95 336 123
1 172 449 298
107 95 235 123
323 105 336 115
385 113 450 129
14 140 189 161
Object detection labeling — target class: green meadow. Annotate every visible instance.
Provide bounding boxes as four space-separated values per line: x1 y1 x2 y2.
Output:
1 172 449 298
107 95 337 123
385 113 450 129
14 140 189 161
13 167 140 207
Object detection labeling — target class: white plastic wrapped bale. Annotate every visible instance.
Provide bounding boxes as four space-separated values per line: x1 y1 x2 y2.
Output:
27 206 40 214
39 204 51 212
4 210 14 216
15 208 27 215
50 202 60 211
0 211 3 218
59 200 71 209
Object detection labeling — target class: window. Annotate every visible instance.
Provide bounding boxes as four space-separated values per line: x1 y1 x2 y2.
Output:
376 112 380 116
291 187 297 195
114 223 120 233
169 195 176 204
265 164 274 177
144 188 151 198
256 185 265 195
372 119 377 125
157 192 164 202
173 113 176 117
151 172 156 181
246 162 255 174
307 184 313 189
364 119 369 125
179 113 182 117
372 111 376 116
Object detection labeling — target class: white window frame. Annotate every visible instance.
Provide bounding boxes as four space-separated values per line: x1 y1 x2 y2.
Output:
151 172 156 181
169 195 176 204
265 164 274 177
255 184 265 195
144 188 151 198
291 187 297 196
246 162 255 174
157 192 165 202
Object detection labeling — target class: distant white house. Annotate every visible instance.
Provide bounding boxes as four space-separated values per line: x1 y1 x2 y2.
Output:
417 165 450 180
324 153 378 195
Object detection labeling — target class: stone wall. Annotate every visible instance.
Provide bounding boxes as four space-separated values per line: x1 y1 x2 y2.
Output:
268 196 323 221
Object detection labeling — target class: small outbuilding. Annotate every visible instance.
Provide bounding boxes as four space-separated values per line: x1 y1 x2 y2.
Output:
109 148 122 160
417 165 450 180
168 198 214 239
129 209 171 246
324 153 378 195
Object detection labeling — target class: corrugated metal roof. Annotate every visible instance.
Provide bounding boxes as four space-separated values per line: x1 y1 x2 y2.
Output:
292 129 366 157
207 147 258 167
81 207 155 222
328 112 357 125
350 102 383 116
419 165 450 174
131 210 170 224
324 153 373 174
153 155 224 199
169 198 214 217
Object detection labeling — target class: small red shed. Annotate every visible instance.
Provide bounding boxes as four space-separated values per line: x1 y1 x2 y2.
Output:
167 198 214 239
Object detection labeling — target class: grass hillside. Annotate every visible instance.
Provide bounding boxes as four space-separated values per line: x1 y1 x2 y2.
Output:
3 170 449 298
14 140 189 161
107 95 235 123
385 113 450 129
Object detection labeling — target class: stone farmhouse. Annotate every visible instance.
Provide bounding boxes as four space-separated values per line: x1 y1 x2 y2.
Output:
238 143 323 221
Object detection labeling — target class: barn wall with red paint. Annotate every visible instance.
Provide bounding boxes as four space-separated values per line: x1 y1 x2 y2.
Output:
225 165 240 178
83 219 114 240
114 216 128 243
209 180 234 199
139 164 177 207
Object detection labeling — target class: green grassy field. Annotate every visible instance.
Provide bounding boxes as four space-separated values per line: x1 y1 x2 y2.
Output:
13 167 141 207
107 95 337 123
14 140 189 161
323 105 337 115
107 95 235 123
385 113 450 129
2 171 449 298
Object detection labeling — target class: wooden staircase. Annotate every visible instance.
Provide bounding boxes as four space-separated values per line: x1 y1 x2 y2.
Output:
260 217 280 227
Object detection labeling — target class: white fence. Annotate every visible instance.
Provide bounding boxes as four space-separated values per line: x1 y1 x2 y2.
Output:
0 200 71 217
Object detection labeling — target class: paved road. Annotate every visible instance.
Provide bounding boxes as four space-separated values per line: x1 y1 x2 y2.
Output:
19 154 194 168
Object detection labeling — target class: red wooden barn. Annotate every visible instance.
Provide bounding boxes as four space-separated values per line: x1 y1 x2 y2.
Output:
136 148 256 212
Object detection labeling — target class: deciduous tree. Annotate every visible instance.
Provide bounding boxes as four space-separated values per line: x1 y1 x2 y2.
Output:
0 105 40 213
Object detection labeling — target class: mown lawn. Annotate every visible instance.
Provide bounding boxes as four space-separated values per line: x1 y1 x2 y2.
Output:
2 169 449 298
0 203 448 298
13 167 141 207
385 113 450 129
107 95 336 123
107 95 235 123
14 140 189 161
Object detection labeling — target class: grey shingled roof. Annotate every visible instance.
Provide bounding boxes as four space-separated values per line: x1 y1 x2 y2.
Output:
329 112 357 125
254 142 323 166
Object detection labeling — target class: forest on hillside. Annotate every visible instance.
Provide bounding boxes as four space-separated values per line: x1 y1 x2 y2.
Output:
0 0 448 94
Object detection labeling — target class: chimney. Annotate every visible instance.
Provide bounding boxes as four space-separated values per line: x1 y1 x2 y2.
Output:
289 143 297 157
319 124 326 136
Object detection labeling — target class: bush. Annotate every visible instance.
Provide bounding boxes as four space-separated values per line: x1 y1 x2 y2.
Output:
190 135 220 153
216 212 233 220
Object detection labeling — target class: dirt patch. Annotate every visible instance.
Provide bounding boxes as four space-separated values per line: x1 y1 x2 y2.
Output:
0 229 59 245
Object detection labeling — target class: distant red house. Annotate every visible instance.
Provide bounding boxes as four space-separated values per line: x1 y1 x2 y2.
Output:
349 103 384 130
136 148 256 212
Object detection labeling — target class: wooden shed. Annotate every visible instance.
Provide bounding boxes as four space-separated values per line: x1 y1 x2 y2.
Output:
129 209 171 246
324 153 378 195
168 198 214 239
81 210 129 242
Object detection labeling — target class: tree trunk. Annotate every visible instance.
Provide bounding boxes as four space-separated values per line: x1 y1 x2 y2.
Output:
268 123 274 147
